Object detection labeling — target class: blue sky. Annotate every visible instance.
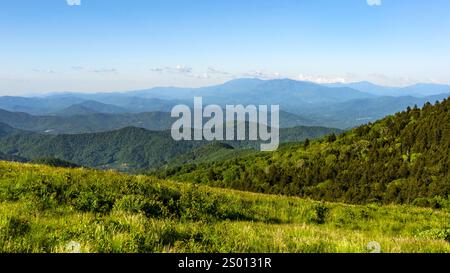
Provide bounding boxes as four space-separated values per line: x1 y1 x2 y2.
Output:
1 0 450 95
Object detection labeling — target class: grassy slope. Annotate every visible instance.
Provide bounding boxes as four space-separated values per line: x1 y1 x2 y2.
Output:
0 161 448 253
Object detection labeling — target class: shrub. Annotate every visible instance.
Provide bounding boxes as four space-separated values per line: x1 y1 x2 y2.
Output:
415 229 450 242
114 195 147 213
309 203 329 224
73 191 115 214
141 200 168 218
4 216 31 237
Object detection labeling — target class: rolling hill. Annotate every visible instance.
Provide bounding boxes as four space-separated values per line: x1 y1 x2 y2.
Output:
159 98 450 207
161 142 258 168
53 100 129 116
0 123 341 171
0 95 184 116
0 109 176 134
0 108 319 134
0 126 200 171
0 151 25 162
0 96 86 115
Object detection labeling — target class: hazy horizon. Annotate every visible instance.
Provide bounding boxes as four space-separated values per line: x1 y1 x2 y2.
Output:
6 78 447 98
1 0 450 95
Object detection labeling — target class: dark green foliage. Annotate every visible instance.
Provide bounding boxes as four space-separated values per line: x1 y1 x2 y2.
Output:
0 127 203 171
4 216 30 237
327 133 337 143
0 124 341 172
309 203 329 224
160 142 256 168
303 138 310 149
161 98 450 207
31 158 80 168
0 151 26 162
73 191 116 214
0 164 259 223
0 161 449 253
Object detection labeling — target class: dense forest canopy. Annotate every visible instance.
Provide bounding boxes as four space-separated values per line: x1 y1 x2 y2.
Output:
0 121 340 172
158 98 450 208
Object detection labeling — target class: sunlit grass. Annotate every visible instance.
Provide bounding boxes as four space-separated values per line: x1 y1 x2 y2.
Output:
0 161 449 253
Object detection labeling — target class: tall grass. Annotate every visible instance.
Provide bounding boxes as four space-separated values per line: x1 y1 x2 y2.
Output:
0 161 449 253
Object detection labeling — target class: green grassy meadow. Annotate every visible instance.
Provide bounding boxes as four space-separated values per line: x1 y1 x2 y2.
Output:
0 161 448 253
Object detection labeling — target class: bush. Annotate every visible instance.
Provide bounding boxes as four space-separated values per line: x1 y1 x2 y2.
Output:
4 216 31 237
31 158 80 168
177 187 217 221
73 191 115 214
141 200 168 218
309 203 329 224
114 195 147 213
415 229 450 242
413 196 450 210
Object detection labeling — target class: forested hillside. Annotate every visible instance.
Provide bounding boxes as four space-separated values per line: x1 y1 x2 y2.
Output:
0 126 201 171
0 151 25 162
163 142 257 167
0 123 340 171
0 109 176 134
160 98 450 207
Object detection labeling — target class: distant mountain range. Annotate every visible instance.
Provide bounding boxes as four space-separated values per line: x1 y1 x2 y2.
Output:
1 78 449 130
53 100 129 116
1 78 449 172
325 81 450 97
125 78 375 106
0 95 184 115
0 109 175 134
0 108 318 134
297 93 450 128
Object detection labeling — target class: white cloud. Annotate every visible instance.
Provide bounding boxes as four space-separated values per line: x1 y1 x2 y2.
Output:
196 73 210 79
367 0 381 6
149 65 193 75
366 73 417 86
174 65 192 74
32 69 55 74
149 67 164 73
66 0 81 6
207 67 230 76
297 74 347 84
92 68 117 73
241 70 283 80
